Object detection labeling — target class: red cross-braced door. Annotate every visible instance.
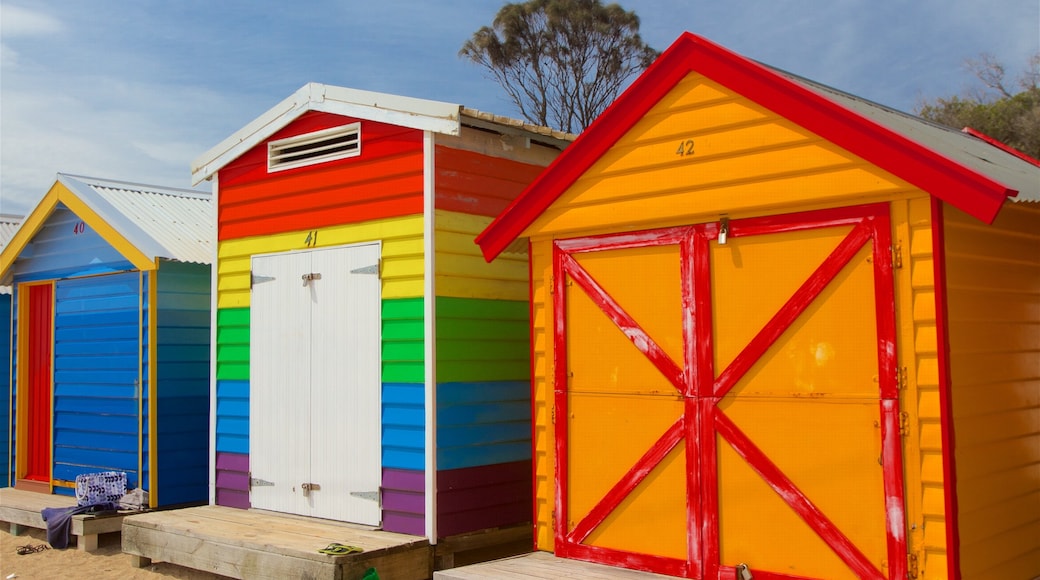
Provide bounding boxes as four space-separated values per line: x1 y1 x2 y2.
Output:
553 203 907 579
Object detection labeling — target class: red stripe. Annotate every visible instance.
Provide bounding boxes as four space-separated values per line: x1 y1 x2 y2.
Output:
713 221 872 398
714 411 884 579
560 251 685 394
930 198 961 578
26 283 53 482
879 398 909 578
554 226 691 253
566 417 685 544
553 244 570 548
557 542 691 578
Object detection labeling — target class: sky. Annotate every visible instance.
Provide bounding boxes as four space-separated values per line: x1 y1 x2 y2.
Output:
1 1 1038 217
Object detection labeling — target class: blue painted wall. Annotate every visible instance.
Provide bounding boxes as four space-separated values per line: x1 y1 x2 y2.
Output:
155 260 210 505
1 293 10 487
12 205 133 282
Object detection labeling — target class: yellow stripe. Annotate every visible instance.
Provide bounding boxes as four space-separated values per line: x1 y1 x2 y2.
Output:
434 210 529 301
216 215 426 308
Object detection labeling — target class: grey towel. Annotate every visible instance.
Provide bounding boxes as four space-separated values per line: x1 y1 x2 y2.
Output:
41 502 119 549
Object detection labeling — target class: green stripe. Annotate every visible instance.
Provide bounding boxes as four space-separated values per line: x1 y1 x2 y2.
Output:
216 307 250 380
214 297 529 384
436 297 530 383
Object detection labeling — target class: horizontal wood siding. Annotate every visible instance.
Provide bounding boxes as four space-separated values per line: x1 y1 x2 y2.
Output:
434 146 547 218
529 238 554 551
895 196 948 576
1 294 10 487
944 201 1040 579
51 272 142 489
436 297 529 384
155 260 210 506
436 211 527 302
216 215 424 310
433 208 532 537
525 72 913 238
437 381 530 471
12 204 133 282
383 467 425 536
437 460 531 537
218 111 423 240
215 451 249 509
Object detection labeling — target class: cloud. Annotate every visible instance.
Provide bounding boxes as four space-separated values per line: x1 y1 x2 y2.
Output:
0 4 64 37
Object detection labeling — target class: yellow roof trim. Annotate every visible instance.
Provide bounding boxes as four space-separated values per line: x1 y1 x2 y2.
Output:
0 181 157 281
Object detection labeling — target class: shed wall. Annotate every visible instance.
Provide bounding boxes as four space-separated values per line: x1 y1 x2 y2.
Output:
1 294 10 486
524 72 912 238
944 201 1040 578
216 111 423 241
155 260 211 506
213 215 425 512
12 204 133 282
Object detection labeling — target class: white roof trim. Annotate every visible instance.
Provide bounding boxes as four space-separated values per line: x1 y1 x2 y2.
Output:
191 83 463 185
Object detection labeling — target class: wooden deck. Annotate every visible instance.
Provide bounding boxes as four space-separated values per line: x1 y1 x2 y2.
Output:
122 505 432 580
0 487 129 552
434 551 678 579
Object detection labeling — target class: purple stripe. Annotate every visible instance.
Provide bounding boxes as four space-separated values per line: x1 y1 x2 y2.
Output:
382 467 424 492
436 461 532 537
438 460 529 489
383 489 425 513
382 511 425 536
216 489 250 510
215 452 250 509
216 452 249 472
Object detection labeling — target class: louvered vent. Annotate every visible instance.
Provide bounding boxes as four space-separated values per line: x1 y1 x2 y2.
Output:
268 123 361 172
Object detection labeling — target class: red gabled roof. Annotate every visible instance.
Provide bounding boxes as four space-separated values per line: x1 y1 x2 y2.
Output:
476 32 1018 261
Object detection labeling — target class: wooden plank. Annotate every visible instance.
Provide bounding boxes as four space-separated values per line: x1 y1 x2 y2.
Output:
121 506 433 580
434 551 676 579
122 523 340 580
0 487 129 552
124 506 424 558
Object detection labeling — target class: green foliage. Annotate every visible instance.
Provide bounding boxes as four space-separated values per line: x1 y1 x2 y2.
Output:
916 54 1040 159
460 0 658 133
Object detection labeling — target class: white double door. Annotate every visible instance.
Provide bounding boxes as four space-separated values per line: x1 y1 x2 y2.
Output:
249 243 381 525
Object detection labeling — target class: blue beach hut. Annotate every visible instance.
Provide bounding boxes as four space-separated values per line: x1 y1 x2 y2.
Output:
0 174 213 507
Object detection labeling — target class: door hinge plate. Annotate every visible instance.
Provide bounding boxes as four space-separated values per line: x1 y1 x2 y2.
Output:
350 490 381 506
249 476 274 489
250 273 276 289
350 263 380 276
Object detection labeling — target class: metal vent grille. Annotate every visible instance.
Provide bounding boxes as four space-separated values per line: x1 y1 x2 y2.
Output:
268 123 361 172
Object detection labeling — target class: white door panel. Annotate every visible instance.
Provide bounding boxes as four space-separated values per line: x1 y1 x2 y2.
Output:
250 243 382 525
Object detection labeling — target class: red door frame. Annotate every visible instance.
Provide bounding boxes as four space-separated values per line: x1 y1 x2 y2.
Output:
552 203 907 579
18 282 54 486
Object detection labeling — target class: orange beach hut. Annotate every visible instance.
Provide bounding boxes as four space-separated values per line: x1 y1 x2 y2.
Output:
477 33 1040 579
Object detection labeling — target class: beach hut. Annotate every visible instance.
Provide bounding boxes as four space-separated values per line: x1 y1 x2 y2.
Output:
1 214 23 488
0 174 213 508
191 83 572 546
475 33 1040 580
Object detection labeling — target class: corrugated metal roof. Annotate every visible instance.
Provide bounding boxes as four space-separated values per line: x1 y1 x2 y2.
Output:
57 174 214 264
784 72 1040 203
0 214 20 294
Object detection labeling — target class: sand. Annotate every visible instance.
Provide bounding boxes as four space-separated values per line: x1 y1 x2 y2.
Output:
1 526 230 580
